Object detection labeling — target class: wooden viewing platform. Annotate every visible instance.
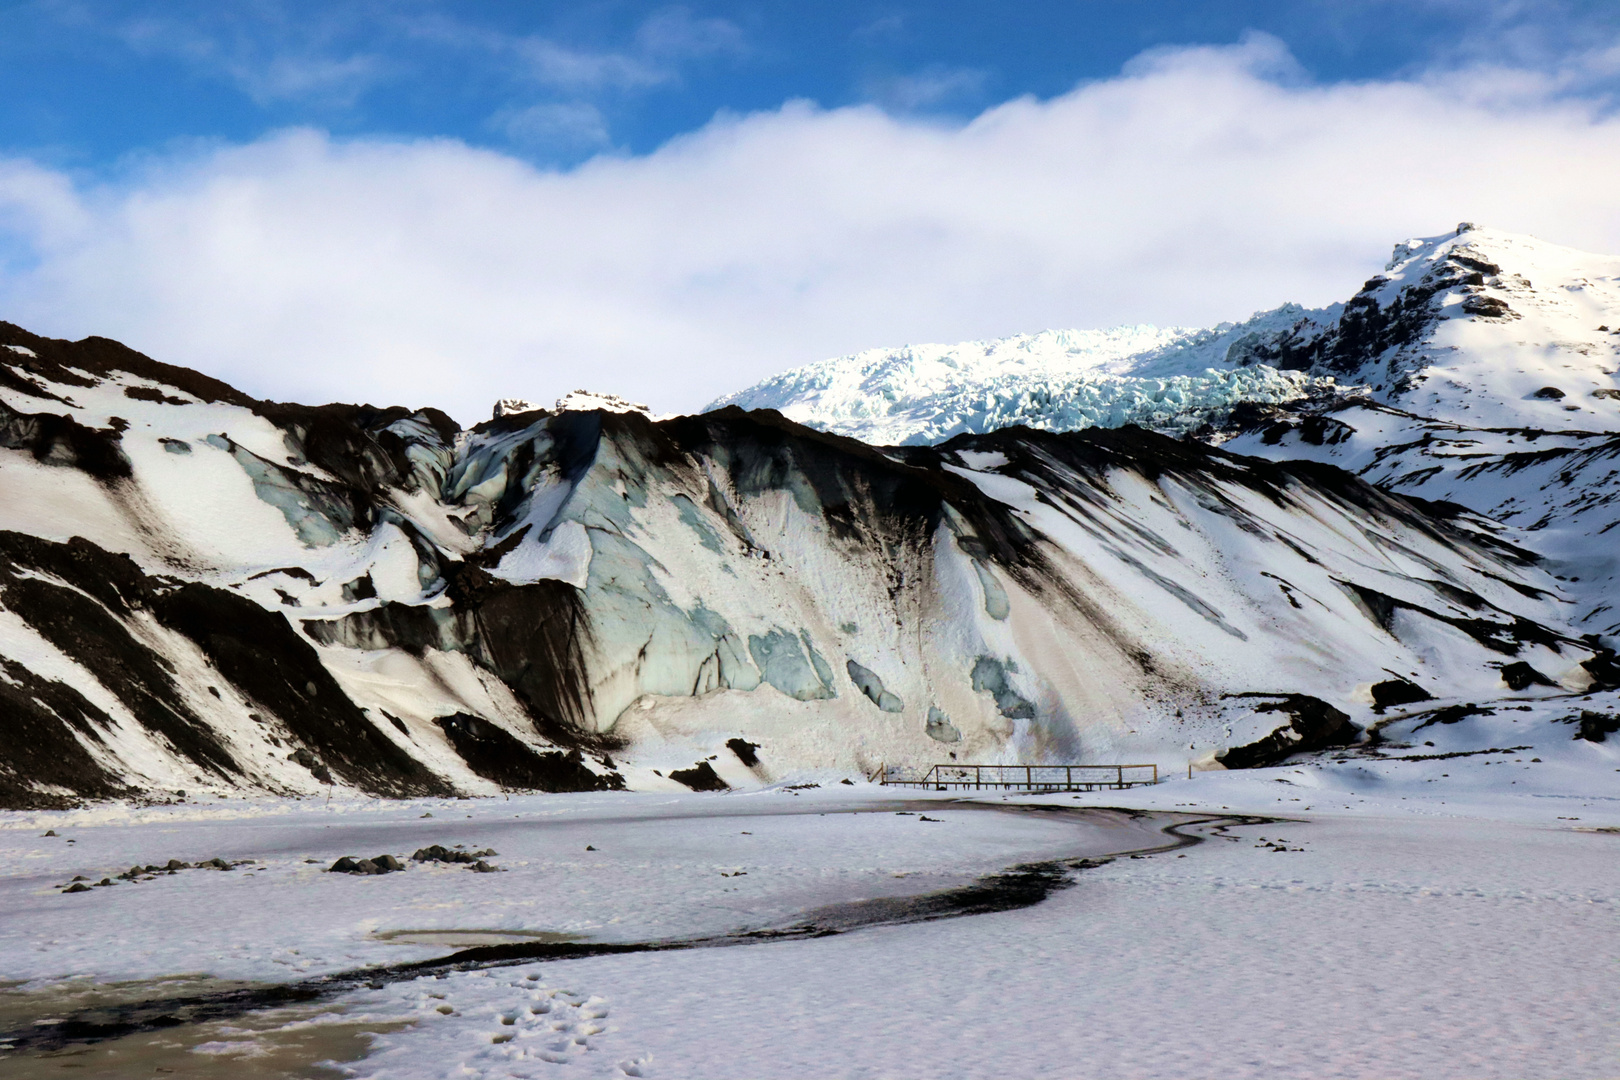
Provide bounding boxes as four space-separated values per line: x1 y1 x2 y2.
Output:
876 763 1159 792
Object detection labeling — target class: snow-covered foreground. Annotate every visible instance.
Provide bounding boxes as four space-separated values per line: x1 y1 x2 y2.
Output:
1 693 1617 1078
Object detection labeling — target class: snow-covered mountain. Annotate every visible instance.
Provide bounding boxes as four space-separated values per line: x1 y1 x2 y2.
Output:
1211 226 1620 640
712 224 1620 638
710 224 1620 443
3 318 1607 808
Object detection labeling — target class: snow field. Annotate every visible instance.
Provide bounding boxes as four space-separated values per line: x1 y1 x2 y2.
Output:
337 696 1620 1079
1 688 1616 1077
0 789 1151 988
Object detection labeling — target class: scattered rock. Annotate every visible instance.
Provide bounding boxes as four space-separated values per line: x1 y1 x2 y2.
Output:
840 778 855 785
288 748 334 785
411 844 494 865
328 855 402 875
63 883 90 894
42 829 56 837
1414 703 1494 730
470 860 500 873
164 859 187 871
1531 386 1566 400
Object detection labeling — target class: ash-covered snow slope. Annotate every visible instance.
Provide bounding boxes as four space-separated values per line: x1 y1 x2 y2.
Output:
1211 226 1620 638
0 321 1610 807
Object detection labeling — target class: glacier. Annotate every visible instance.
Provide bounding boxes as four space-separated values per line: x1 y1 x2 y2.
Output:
0 224 1617 809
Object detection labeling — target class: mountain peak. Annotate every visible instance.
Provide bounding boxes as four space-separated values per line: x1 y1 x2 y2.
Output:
554 390 652 416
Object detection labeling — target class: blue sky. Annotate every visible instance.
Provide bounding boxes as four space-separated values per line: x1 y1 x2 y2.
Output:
6 1 1617 169
1 2 1618 418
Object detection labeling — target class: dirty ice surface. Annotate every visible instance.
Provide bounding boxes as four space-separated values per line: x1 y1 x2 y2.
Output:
2 691 1617 1079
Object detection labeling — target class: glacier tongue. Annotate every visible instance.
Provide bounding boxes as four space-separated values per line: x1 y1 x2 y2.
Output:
707 312 1344 445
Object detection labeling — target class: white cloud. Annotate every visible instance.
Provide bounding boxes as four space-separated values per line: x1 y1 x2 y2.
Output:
112 10 387 107
474 7 746 94
3 35 1620 423
633 7 748 63
866 65 989 111
490 102 612 150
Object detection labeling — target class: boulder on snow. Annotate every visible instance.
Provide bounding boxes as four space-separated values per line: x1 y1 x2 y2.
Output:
1499 661 1555 691
1574 711 1619 743
1217 695 1359 769
1579 649 1620 691
726 738 761 768
1370 678 1432 711
668 761 729 791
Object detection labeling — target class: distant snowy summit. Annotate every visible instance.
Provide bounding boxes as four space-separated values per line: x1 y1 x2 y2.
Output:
493 390 652 420
709 224 1620 445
